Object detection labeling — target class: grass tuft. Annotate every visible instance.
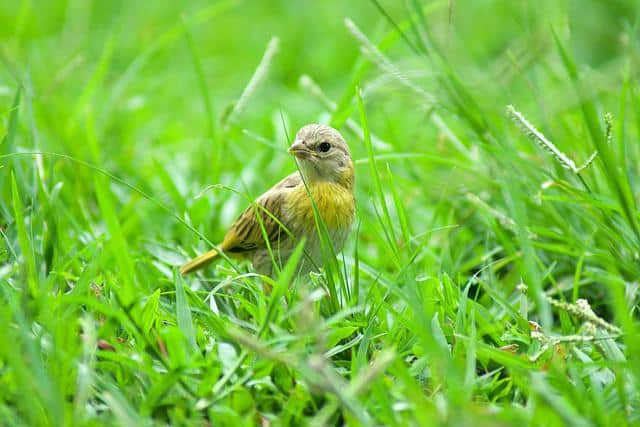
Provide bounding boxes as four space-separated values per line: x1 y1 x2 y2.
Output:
506 104 598 175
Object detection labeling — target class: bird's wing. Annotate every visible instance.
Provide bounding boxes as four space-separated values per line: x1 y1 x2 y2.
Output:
219 172 302 253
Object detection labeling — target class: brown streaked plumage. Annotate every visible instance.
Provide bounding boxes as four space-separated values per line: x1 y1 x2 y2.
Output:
180 124 355 277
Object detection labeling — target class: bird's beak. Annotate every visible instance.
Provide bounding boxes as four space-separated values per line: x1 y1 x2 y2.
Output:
288 140 311 159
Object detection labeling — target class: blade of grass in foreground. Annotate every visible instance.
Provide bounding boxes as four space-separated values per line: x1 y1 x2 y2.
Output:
94 175 137 302
258 238 307 337
1 89 24 219
175 270 197 352
2 284 64 425
11 172 38 296
355 87 398 257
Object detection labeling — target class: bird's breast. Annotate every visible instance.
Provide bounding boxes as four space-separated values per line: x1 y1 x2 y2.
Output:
285 182 355 231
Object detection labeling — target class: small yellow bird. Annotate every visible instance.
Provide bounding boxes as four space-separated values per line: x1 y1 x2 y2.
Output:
180 124 355 277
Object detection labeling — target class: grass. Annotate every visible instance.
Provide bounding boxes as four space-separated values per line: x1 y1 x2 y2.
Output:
1 0 640 425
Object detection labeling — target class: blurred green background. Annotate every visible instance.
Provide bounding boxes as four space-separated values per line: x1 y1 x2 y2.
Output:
2 0 640 425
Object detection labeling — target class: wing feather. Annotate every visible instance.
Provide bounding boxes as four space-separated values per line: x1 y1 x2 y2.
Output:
219 172 301 253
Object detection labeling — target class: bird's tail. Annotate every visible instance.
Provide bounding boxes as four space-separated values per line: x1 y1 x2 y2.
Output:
180 249 220 275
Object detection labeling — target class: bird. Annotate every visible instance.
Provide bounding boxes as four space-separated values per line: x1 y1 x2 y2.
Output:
180 124 355 277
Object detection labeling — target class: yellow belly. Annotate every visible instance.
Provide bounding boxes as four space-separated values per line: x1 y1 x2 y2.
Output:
286 181 355 231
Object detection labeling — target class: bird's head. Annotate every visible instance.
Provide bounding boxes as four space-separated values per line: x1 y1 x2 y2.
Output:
288 124 353 188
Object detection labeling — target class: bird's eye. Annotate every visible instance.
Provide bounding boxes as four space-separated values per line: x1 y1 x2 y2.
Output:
318 142 331 152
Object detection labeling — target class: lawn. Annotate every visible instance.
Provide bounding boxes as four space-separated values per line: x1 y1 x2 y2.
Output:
2 1 640 425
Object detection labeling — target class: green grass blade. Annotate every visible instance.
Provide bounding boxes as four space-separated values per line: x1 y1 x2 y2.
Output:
175 270 197 351
11 172 38 295
93 176 136 300
355 87 398 255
